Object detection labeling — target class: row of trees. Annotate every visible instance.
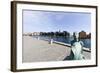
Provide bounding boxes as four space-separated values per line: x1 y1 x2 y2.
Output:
26 30 91 39
40 31 70 37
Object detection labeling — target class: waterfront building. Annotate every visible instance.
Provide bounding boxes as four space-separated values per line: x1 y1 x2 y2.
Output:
79 31 87 39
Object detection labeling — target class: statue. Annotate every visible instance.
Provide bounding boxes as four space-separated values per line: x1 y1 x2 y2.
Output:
71 32 85 60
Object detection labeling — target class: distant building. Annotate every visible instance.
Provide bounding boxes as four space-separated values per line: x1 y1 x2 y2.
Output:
23 32 32 36
23 32 40 36
79 31 87 39
87 33 91 39
32 32 40 36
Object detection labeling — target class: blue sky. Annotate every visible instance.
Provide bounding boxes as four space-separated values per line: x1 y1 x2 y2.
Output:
23 10 91 34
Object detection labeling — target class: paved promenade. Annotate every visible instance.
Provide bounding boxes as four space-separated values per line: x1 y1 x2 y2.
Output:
22 36 90 63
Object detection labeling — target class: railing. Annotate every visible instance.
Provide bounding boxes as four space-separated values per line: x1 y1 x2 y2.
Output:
53 41 91 53
32 36 91 53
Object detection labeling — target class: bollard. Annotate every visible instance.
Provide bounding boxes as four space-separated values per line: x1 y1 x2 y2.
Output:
50 39 53 44
37 37 39 40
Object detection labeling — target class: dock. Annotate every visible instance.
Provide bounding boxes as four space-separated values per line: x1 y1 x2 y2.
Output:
22 36 91 63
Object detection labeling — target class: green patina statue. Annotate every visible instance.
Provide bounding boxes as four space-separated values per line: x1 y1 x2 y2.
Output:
71 32 85 60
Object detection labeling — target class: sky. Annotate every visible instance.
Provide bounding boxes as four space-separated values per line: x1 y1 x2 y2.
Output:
23 10 91 34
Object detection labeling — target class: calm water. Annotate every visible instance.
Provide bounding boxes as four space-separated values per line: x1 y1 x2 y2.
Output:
33 36 91 49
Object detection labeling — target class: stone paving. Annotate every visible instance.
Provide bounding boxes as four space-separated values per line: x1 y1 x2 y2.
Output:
22 36 91 63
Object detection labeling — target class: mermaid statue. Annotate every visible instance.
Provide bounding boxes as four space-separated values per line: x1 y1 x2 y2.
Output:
71 32 85 60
